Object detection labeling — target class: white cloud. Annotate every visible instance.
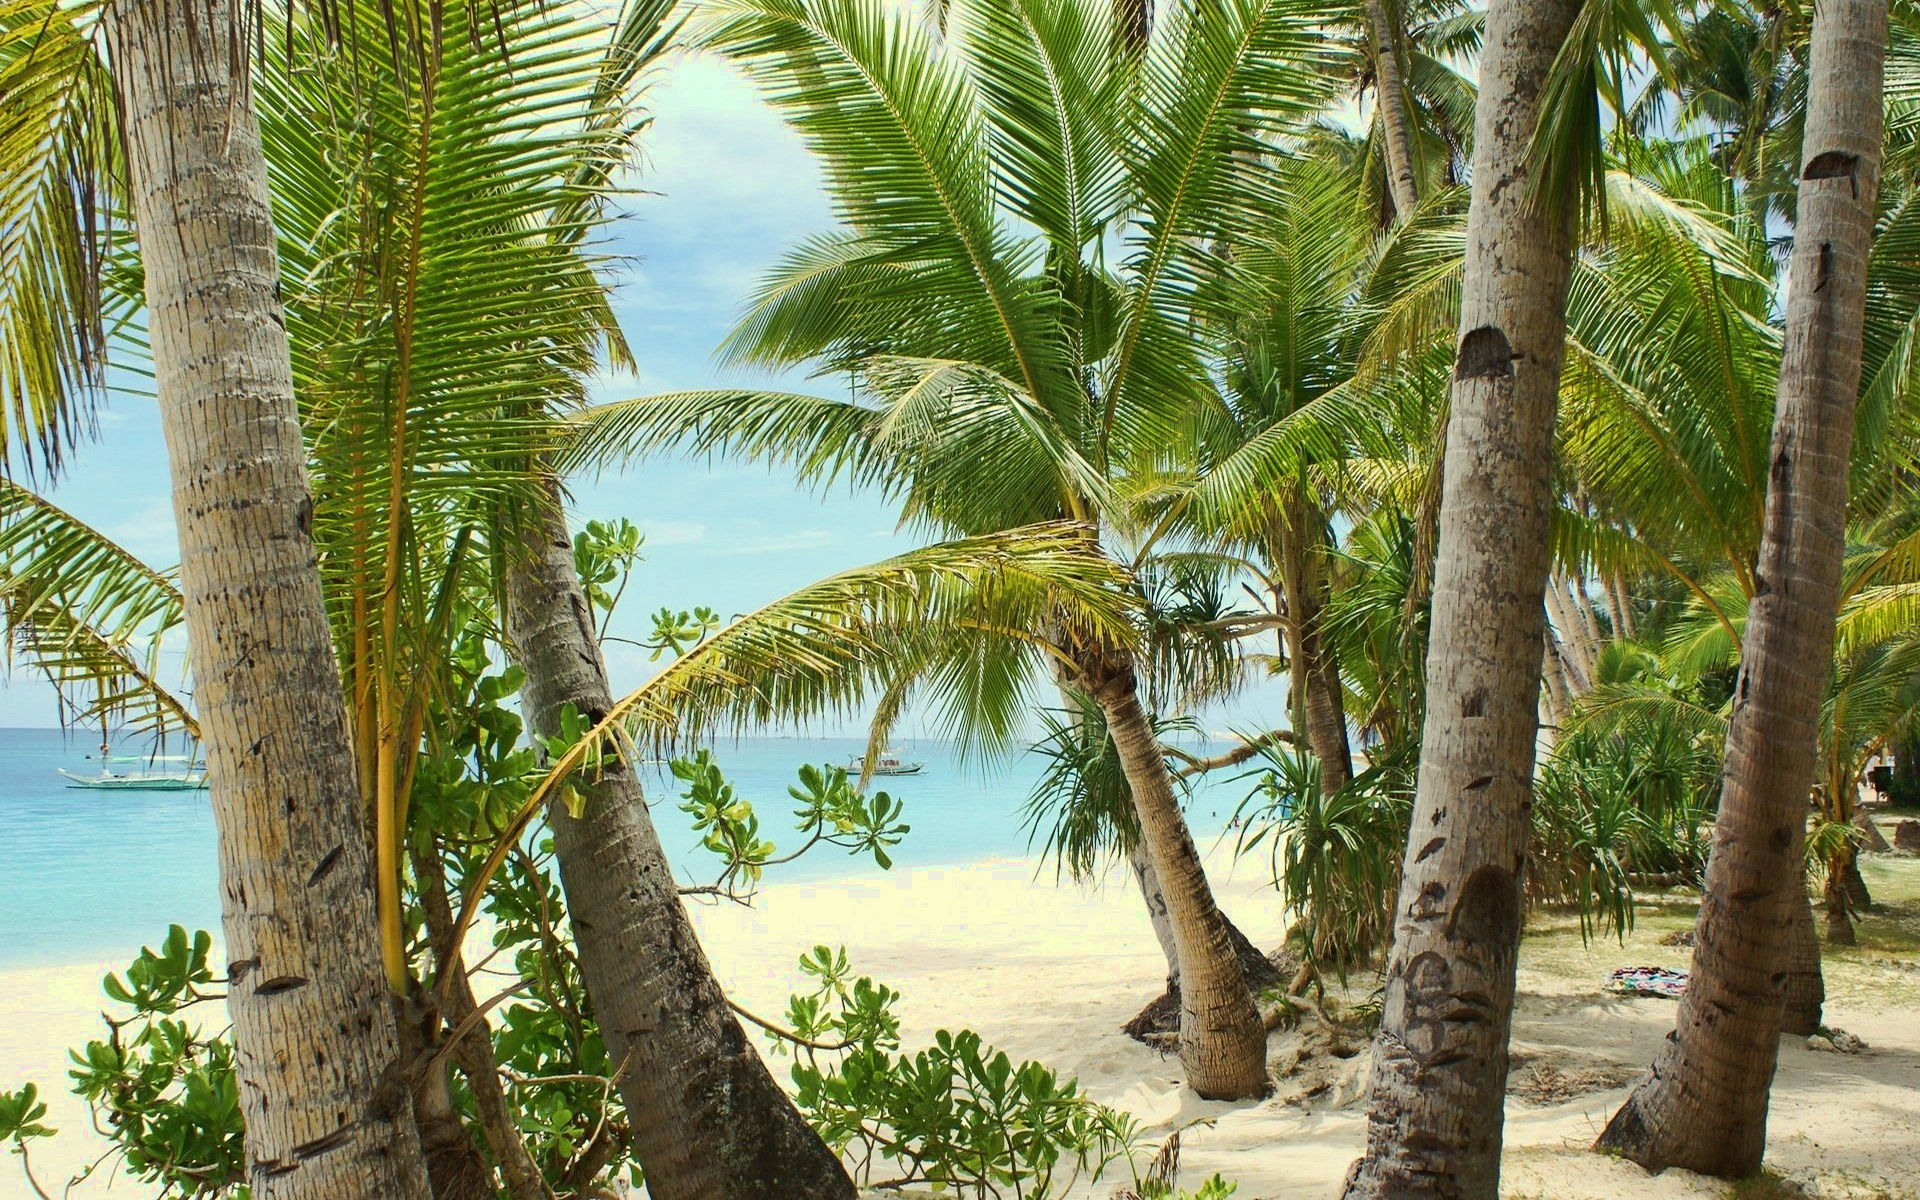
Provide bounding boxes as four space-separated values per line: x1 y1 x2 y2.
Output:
635 519 710 547
104 497 181 568
705 528 838 556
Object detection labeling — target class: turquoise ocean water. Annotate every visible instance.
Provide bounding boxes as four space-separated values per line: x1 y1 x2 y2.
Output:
0 729 1259 971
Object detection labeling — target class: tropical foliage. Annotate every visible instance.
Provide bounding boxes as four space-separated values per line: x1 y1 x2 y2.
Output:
1 0 1916 1192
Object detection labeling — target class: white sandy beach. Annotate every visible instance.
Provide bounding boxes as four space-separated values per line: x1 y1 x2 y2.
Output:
3 848 1917 1199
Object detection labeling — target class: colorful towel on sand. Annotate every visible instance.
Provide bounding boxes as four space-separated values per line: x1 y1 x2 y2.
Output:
1606 966 1689 999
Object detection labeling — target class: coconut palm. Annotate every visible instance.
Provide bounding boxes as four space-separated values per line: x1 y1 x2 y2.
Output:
1341 0 1586 1194
568 0 1347 1099
3 3 1151 1188
1595 0 1889 1177
0 0 439 1189
1349 0 1478 220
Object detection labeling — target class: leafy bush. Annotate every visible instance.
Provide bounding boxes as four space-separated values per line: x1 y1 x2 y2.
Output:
56 927 244 1197
772 945 1141 1198
674 752 909 892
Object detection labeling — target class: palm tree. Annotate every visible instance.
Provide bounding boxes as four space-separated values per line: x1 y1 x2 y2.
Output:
502 483 857 1200
6 5 1151 1187
1595 0 1889 1177
1351 0 1477 220
1340 0 1585 1194
0 1 445 1191
568 0 1345 1100
1369 0 1423 218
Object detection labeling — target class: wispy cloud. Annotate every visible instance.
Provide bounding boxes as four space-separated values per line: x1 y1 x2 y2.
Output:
704 528 839 556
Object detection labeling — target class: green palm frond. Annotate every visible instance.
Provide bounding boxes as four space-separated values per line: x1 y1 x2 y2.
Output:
260 0 648 728
563 387 889 488
0 480 192 736
1530 0 1686 229
702 0 1074 415
1565 681 1728 745
607 523 1137 748
961 0 1130 254
1099 0 1346 463
0 0 125 475
451 523 1140 953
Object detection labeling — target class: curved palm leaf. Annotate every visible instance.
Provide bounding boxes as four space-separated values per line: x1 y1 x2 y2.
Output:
0 479 192 735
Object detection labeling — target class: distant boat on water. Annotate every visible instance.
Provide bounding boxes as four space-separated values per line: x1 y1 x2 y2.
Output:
848 749 925 776
62 749 207 791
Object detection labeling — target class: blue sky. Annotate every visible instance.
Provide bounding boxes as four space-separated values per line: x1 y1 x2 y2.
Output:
1 49 1292 740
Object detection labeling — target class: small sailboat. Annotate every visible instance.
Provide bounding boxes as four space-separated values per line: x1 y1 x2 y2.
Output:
848 748 925 776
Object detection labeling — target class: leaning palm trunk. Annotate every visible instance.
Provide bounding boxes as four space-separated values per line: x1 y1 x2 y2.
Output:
503 482 855 1200
1368 0 1420 219
1594 0 1886 1176
1076 646 1269 1100
103 4 435 1196
1341 1 1583 1195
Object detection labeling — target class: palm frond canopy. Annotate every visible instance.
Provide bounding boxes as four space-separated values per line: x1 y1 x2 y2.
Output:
575 0 1347 542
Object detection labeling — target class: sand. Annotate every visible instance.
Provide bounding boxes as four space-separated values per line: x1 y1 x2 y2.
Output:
3 848 1918 1199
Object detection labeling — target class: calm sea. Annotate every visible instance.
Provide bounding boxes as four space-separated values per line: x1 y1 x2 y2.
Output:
0 729 1259 971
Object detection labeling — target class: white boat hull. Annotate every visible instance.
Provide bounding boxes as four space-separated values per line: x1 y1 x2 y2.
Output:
60 769 208 792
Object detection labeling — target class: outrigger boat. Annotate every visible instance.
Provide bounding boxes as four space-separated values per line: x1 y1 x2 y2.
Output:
847 749 925 777
62 737 208 791
60 765 208 791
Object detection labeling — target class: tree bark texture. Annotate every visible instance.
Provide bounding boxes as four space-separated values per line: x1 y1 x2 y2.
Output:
1369 0 1421 220
1824 841 1862 945
1341 2 1583 1195
1781 888 1825 1038
1078 648 1271 1100
1594 0 1886 1176
104 3 434 1195
504 484 854 1200
1277 494 1354 796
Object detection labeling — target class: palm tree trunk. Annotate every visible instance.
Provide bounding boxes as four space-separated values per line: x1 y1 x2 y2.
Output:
1823 840 1860 945
103 5 434 1195
1129 838 1183 988
503 483 854 1200
1369 0 1421 220
1604 574 1636 640
1594 0 1886 1177
1279 496 1355 796
1341 1 1583 1195
1782 887 1826 1037
1539 632 1571 741
1078 647 1270 1100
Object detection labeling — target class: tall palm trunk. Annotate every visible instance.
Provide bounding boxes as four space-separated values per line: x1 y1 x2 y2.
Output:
503 482 854 1200
1369 0 1421 220
1594 0 1886 1176
103 4 434 1195
1277 495 1354 796
1341 1 1583 1195
1077 647 1269 1100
